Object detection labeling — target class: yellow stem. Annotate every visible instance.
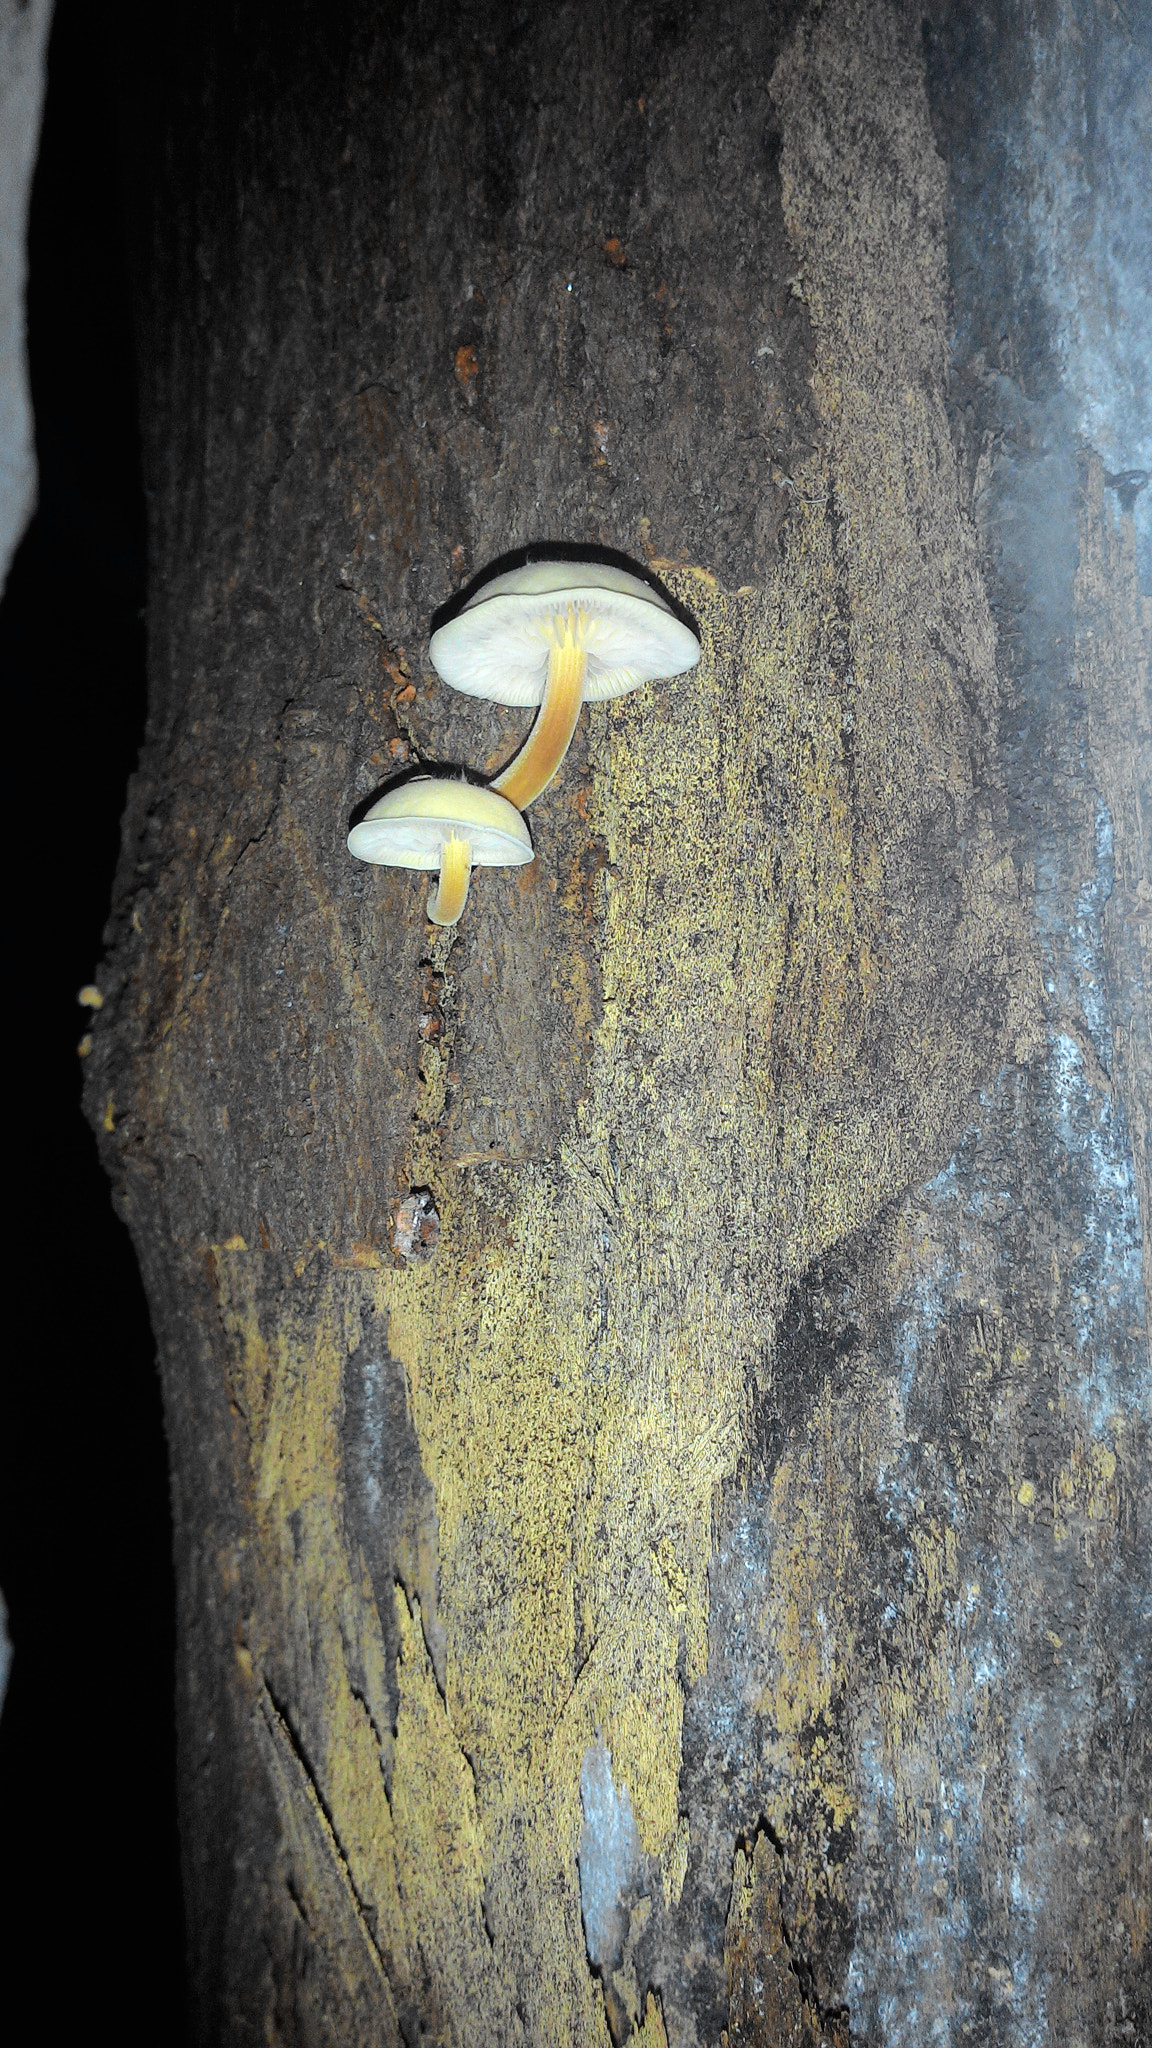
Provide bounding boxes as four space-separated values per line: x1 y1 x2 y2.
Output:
427 835 472 925
491 613 588 809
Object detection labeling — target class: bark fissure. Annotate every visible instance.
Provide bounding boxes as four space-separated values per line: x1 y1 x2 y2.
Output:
257 1676 395 1991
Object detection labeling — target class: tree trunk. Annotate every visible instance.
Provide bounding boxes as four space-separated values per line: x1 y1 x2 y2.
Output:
90 2 1149 2042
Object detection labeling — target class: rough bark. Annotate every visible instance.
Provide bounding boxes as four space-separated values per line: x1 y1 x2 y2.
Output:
89 2 1148 2043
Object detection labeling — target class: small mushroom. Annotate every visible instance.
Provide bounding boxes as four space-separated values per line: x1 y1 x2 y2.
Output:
347 776 532 926
428 558 701 809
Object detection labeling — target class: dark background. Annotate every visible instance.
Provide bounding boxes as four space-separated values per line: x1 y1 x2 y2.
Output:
0 1 183 2029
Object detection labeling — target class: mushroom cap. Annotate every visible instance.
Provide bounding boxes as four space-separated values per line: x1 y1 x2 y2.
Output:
347 777 533 870
428 559 701 707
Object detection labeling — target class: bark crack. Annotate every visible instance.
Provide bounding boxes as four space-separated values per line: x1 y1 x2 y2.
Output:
393 925 462 1249
728 1820 853 2047
257 1676 393 1987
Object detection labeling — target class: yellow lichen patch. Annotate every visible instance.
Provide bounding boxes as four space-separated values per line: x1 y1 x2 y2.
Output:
632 1991 670 2047
213 1252 527 2038
1051 1433 1124 1548
253 1682 401 2034
368 1127 762 2019
385 1589 521 2037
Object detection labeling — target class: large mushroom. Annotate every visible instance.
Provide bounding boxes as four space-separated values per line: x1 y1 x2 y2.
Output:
347 776 532 926
428 557 701 809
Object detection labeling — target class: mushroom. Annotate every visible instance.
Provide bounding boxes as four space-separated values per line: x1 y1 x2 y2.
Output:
428 558 701 809
347 776 532 926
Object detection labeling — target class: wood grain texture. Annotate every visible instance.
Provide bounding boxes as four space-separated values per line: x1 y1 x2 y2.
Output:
87 2 1148 2041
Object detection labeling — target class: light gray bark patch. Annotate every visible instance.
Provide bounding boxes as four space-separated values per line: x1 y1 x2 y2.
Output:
578 1739 642 1966
578 1738 646 2042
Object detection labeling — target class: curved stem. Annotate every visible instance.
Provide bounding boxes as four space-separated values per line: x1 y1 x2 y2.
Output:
427 834 472 925
490 612 588 810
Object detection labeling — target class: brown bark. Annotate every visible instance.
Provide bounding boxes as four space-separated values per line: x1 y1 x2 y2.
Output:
89 2 1149 2042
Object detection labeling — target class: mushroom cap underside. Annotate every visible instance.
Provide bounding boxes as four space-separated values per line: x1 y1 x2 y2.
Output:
429 560 701 706
347 777 533 869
